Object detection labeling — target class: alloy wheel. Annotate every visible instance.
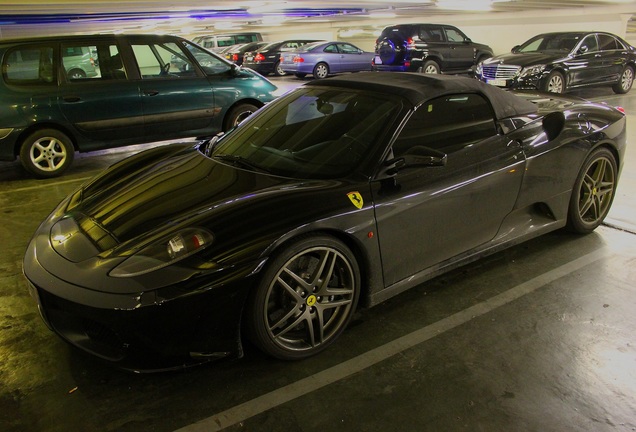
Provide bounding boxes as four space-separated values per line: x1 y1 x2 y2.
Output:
263 246 356 353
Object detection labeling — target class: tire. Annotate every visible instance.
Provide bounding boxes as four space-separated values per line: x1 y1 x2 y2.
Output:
19 129 74 178
543 71 565 94
223 103 259 131
612 65 634 94
246 235 360 360
419 60 440 74
566 147 617 234
67 69 86 79
294 73 307 78
313 62 329 79
273 61 286 77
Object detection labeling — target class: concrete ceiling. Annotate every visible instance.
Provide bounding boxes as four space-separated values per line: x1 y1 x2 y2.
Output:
1 0 636 39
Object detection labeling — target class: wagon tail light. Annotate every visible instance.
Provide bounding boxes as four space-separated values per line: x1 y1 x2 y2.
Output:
616 106 626 114
254 53 265 62
232 53 239 61
293 56 304 63
109 228 214 277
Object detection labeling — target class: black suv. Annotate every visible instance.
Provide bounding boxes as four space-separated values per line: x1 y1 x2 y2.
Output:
373 24 493 74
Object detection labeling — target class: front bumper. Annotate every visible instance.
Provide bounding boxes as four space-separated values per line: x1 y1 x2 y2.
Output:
23 236 256 372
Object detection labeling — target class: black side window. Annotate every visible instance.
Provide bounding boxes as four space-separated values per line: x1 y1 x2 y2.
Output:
444 27 466 43
324 44 338 53
419 26 444 43
132 41 212 78
3 45 55 84
62 43 125 82
580 35 599 53
393 93 497 157
598 34 620 51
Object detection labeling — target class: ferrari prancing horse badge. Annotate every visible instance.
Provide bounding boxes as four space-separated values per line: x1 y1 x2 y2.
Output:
347 191 363 209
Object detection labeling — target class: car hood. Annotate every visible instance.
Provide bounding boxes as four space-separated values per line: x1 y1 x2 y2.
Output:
483 51 567 67
55 144 322 260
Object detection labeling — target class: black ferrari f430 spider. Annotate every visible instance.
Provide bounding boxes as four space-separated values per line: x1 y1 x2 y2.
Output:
24 72 626 370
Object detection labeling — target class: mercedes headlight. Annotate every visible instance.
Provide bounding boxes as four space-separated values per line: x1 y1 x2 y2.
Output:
520 64 546 77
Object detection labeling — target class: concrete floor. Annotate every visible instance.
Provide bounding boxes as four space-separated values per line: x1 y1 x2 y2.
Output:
1 77 635 432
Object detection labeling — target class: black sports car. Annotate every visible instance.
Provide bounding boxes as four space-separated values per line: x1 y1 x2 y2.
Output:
23 73 626 371
475 31 636 94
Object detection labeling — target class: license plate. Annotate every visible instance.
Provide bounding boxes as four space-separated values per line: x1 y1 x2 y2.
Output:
486 78 507 87
245 56 253 62
374 55 382 65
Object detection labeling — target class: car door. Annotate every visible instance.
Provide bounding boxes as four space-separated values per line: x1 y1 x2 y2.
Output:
419 25 452 70
371 93 525 287
597 33 626 83
57 39 145 148
443 26 476 71
566 34 603 87
337 43 367 72
129 37 217 139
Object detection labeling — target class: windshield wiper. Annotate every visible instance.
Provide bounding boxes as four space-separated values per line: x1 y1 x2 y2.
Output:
212 154 271 173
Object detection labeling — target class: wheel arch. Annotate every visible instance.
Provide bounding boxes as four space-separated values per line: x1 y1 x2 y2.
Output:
221 98 265 131
540 66 568 89
253 227 374 308
13 122 78 157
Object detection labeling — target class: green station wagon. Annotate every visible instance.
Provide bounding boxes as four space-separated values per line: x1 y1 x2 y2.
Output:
0 34 277 178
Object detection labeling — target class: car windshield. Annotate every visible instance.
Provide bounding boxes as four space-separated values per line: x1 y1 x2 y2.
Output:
518 34 583 53
208 87 402 179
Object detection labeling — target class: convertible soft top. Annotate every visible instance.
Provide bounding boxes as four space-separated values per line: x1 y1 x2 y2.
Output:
307 72 539 120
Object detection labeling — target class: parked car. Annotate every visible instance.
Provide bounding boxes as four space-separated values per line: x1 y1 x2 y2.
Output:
373 23 493 74
192 32 263 52
24 73 625 370
243 39 323 76
224 41 269 66
0 34 277 178
475 31 636 94
280 40 374 79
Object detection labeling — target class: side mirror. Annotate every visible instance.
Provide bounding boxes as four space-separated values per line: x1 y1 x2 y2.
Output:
464 38 472 44
384 146 447 175
511 45 520 53
578 45 589 55
202 132 225 156
542 111 565 141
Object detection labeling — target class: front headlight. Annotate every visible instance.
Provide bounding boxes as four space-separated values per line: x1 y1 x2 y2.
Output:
110 228 214 278
520 64 546 77
475 63 483 76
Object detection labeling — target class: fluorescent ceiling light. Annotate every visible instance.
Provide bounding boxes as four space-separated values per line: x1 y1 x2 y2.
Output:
436 0 493 11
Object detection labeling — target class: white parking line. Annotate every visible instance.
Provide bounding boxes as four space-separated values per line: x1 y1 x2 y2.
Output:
0 177 90 195
174 248 608 432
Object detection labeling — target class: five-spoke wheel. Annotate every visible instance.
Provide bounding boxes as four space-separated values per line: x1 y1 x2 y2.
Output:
246 235 360 360
19 129 74 178
567 147 617 233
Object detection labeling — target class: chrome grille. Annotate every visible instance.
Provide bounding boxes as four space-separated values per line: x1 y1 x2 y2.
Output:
481 64 521 80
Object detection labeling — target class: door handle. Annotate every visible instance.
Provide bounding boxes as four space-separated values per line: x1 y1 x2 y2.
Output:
62 95 81 103
143 90 159 96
